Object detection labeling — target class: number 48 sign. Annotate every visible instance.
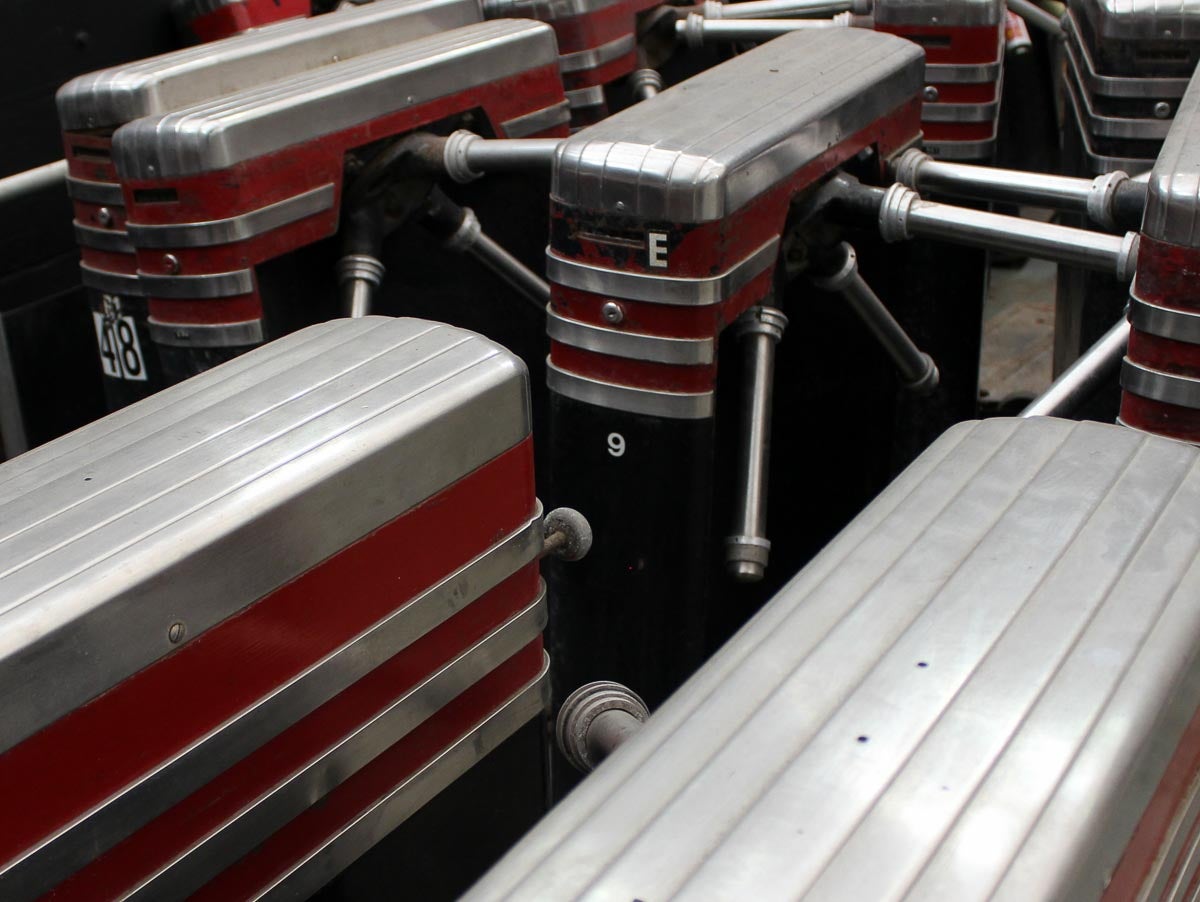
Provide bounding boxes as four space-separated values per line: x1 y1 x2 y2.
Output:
92 295 147 382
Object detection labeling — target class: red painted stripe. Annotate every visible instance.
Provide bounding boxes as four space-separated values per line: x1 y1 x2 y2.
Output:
875 23 1002 64
922 121 997 141
1119 394 1200 444
1102 700 1200 900
147 294 264 326
121 69 566 224
188 0 309 42
191 642 545 900
46 567 540 900
0 438 535 869
551 1 635 53
1133 237 1200 312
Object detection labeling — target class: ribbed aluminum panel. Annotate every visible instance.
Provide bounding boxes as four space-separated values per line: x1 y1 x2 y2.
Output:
874 0 1003 27
467 417 1200 901
111 20 557 178
57 0 483 130
549 28 923 222
1143 67 1200 246
0 316 529 758
1072 0 1200 40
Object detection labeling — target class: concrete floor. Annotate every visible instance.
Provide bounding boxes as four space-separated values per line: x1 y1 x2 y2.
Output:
979 253 1057 407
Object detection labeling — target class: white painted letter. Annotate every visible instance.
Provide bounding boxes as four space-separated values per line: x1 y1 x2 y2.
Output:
648 231 669 269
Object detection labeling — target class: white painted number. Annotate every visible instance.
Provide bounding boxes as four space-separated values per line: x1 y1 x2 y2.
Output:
607 432 626 458
93 295 147 381
648 231 669 269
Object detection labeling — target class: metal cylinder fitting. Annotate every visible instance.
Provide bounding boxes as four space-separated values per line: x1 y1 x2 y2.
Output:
443 130 484 184
629 68 663 101
336 254 386 318
542 507 593 561
726 306 787 583
556 681 649 773
1086 171 1129 231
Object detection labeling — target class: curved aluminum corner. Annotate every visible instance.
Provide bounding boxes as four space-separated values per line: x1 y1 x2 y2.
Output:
1142 66 1200 247
549 28 923 222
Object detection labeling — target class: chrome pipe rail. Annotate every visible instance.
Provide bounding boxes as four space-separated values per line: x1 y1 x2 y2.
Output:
1006 0 1064 37
677 13 848 46
879 184 1139 280
892 149 1142 229
0 160 67 206
1021 318 1129 418
701 0 858 19
443 131 562 183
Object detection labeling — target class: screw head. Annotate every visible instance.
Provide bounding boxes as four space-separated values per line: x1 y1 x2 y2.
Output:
1154 101 1172 119
168 621 186 644
96 207 113 227
923 86 939 103
601 301 625 324
163 253 181 275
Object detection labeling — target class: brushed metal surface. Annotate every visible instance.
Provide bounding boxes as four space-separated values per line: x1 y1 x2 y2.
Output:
0 317 531 759
57 0 485 130
111 21 560 179
466 417 1200 901
1070 0 1200 41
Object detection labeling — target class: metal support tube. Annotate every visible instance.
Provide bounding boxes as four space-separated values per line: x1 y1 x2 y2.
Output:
880 185 1139 280
702 0 855 18
443 131 562 183
0 159 67 206
726 306 787 583
677 13 845 46
1006 0 1064 37
447 208 551 311
892 149 1138 229
1020 318 1129 418
811 243 939 394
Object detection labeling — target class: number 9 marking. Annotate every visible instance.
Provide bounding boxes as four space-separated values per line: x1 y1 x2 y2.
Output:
607 433 626 458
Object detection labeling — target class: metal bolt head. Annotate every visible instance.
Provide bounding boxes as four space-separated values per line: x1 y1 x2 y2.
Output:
601 301 625 324
923 86 939 102
168 621 186 644
1154 101 1172 119
96 207 113 227
163 253 181 275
